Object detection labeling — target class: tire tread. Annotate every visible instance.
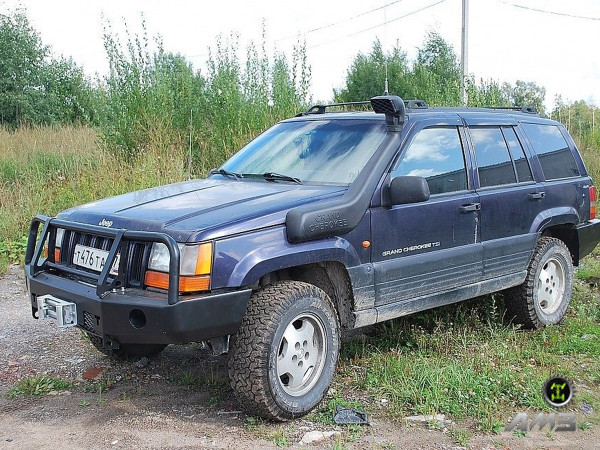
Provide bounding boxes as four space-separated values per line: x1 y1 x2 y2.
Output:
228 280 338 421
505 237 572 329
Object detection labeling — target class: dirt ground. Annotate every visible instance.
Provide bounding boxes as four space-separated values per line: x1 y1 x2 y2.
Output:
1 265 598 449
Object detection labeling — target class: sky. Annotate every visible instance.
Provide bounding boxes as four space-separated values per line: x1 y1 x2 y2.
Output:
1 0 599 110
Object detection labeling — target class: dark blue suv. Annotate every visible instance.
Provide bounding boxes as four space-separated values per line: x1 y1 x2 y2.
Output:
25 96 600 420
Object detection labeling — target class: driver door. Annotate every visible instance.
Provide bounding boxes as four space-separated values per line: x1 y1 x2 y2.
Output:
371 122 483 307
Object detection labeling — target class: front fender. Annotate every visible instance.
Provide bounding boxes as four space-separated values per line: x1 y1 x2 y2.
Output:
211 226 362 288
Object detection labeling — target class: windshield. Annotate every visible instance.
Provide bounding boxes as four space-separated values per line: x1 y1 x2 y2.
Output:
220 119 387 184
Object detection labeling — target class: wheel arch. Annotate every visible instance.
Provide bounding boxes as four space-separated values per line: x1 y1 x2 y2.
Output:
257 261 356 330
540 224 579 265
531 207 580 265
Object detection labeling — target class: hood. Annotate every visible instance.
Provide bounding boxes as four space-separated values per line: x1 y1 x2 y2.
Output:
57 178 346 242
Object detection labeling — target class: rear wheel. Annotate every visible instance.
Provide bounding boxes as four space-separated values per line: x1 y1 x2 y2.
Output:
505 237 573 329
228 280 340 421
85 332 166 359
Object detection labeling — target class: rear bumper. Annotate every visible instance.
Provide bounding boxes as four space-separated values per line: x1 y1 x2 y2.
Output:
577 219 600 261
25 265 252 345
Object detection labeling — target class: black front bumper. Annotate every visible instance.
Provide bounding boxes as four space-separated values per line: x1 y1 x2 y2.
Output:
26 266 252 345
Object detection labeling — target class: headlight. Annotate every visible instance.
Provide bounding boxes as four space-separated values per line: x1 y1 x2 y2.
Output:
148 242 172 272
55 228 65 248
145 242 213 294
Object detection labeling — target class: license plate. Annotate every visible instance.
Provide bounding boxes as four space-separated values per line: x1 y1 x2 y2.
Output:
73 244 120 275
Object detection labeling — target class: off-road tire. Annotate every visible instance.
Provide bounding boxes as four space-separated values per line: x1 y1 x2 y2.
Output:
85 332 166 359
505 237 573 329
228 280 340 421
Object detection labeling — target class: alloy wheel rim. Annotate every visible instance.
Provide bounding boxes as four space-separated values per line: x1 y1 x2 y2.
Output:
536 257 565 314
276 312 327 397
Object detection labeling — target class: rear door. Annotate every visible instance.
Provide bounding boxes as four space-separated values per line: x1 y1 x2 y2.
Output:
371 119 483 306
464 115 544 278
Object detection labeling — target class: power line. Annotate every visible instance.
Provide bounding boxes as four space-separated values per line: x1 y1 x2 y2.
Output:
307 0 448 50
186 0 443 60
498 1 600 21
274 0 407 44
186 1 408 60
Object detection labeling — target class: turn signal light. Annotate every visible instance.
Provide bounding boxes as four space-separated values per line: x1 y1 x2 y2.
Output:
144 271 211 293
43 247 61 262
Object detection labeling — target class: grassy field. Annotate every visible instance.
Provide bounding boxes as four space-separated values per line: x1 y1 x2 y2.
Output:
322 262 600 440
0 126 191 269
1 125 600 445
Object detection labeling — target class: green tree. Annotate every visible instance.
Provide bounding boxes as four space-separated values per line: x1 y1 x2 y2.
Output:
411 31 461 106
334 39 412 102
502 80 546 115
0 8 96 126
0 9 46 125
467 78 510 107
100 19 310 172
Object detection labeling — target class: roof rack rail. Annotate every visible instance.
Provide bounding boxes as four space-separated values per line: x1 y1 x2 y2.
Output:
298 98 432 117
405 100 428 109
297 101 372 116
488 106 538 114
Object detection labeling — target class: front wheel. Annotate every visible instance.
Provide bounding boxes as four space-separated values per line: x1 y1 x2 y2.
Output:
505 237 573 329
228 281 340 421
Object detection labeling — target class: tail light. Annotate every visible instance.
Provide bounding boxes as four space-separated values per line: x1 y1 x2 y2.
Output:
590 186 597 220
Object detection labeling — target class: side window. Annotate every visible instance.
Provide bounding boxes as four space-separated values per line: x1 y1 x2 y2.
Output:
391 127 467 195
471 127 516 187
521 123 580 180
502 127 533 183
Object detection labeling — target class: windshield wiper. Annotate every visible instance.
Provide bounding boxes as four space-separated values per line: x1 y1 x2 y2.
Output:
208 168 242 180
262 172 301 184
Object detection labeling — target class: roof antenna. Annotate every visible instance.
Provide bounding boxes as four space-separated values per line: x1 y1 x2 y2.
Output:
383 2 389 95
384 70 389 96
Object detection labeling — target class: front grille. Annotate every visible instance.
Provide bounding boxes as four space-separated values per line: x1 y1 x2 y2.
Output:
57 229 151 289
58 230 112 270
126 241 149 288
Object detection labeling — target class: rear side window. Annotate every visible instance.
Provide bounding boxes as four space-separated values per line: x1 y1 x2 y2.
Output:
471 127 516 187
391 127 467 195
521 123 580 180
502 127 533 183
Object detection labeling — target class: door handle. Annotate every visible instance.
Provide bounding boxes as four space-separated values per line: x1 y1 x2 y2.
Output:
459 203 481 213
528 192 546 200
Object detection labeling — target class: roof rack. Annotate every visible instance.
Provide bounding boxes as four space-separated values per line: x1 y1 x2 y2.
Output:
297 95 406 131
405 100 428 109
297 101 372 116
298 98 429 116
487 106 538 114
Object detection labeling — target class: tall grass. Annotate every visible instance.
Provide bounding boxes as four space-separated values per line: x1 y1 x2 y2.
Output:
332 282 600 433
577 136 600 183
100 21 310 176
0 125 187 270
0 126 99 239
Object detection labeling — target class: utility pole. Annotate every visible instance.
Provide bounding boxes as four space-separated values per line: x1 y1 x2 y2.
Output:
460 0 469 106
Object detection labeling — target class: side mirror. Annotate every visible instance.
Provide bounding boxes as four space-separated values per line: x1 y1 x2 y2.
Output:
389 176 430 205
